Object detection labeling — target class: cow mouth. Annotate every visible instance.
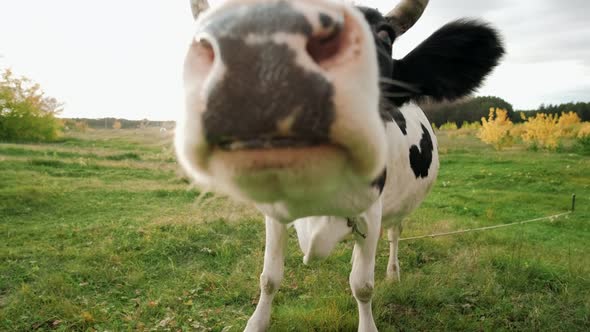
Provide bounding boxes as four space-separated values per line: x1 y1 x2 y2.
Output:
217 136 331 151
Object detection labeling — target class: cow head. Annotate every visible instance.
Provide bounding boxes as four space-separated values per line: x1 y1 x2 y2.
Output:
176 0 504 220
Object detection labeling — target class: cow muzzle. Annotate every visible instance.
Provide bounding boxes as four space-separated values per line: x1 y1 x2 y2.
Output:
177 0 387 213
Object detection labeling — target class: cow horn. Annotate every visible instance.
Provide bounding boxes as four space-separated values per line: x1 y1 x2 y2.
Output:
386 0 429 35
191 0 210 20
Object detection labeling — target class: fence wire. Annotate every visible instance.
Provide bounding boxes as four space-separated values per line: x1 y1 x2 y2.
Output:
399 195 576 242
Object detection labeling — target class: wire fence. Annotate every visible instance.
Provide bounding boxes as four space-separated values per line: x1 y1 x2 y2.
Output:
399 194 577 242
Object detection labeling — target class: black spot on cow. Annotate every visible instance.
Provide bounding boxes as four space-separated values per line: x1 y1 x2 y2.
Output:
409 124 433 178
379 100 407 135
371 169 387 194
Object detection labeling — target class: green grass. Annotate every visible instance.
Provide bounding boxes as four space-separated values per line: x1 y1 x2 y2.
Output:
1 129 589 331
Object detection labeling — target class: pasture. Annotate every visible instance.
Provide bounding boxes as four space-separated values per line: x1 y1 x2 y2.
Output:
1 128 588 331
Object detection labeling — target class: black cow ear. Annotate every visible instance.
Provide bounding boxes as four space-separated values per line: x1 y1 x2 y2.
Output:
392 19 504 103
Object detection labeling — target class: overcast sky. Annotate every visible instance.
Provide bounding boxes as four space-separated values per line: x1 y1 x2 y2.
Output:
1 0 589 120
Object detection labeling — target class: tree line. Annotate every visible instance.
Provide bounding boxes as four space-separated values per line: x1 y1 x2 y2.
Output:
529 102 590 122
424 96 590 127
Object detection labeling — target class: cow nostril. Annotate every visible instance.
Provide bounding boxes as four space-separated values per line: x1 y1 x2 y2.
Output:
185 36 216 82
306 23 343 66
195 38 215 65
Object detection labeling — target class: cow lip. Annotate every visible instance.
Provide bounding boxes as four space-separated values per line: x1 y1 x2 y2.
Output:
217 137 330 151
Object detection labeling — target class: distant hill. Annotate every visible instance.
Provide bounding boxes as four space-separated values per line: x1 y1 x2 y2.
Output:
422 96 514 127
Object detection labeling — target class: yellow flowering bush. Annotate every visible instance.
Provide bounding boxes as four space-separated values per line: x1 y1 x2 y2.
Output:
510 123 527 138
521 113 561 150
478 108 513 150
558 111 582 137
578 122 590 138
559 111 582 126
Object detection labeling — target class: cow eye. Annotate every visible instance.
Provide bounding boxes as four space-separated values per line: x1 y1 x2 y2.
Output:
377 29 392 44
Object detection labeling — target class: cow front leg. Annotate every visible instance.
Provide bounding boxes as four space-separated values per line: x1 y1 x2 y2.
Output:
350 199 382 332
386 223 403 282
245 216 288 332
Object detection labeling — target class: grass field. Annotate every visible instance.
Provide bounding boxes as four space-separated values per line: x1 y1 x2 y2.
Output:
1 128 589 331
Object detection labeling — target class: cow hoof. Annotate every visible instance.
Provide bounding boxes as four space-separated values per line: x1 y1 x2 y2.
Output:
359 324 378 332
385 271 400 283
245 315 270 332
359 325 378 332
244 322 268 332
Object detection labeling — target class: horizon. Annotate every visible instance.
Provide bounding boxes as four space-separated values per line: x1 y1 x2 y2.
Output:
56 99 590 122
1 0 589 120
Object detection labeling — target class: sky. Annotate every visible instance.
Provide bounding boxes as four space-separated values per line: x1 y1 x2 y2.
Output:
1 0 589 120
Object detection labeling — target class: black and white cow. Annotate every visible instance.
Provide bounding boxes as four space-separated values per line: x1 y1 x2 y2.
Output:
176 0 504 331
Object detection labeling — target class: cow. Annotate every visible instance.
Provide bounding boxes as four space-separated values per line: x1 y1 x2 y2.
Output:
175 0 504 331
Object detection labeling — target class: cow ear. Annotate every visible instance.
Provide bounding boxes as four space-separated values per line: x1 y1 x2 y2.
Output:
392 19 504 103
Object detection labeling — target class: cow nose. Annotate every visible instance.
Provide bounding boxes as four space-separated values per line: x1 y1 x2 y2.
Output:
184 2 358 148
